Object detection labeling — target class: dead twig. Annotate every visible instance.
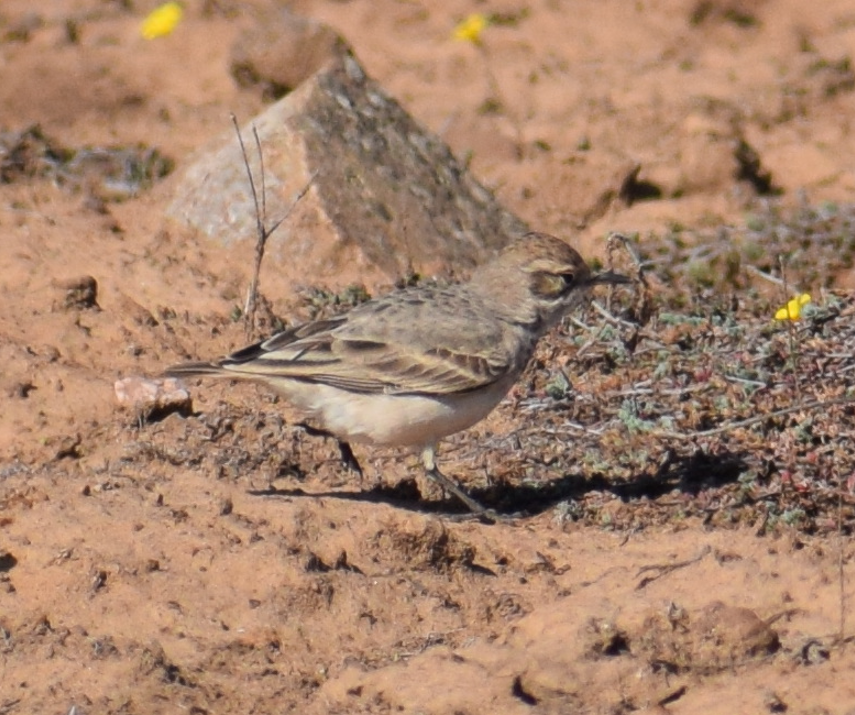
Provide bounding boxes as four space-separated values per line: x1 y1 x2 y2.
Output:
607 232 652 324
231 113 315 340
635 545 712 590
779 255 803 401
746 264 786 287
652 396 855 441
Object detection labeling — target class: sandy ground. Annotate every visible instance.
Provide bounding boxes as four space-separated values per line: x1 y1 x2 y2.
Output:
3 0 855 713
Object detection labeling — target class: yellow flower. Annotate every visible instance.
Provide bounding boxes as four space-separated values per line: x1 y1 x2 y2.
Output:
453 13 489 45
774 293 811 321
141 2 183 40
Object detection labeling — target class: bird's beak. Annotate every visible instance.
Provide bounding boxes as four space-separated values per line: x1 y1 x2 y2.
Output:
588 270 633 286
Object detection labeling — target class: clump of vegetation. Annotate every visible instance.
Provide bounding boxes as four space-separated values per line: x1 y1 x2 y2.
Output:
469 201 855 534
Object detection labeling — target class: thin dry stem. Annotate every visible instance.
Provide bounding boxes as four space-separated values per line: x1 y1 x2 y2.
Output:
231 113 315 340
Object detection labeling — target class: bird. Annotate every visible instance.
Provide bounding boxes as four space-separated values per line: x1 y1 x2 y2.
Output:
165 231 630 515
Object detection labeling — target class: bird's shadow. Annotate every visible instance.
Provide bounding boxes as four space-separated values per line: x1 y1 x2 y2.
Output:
248 448 750 521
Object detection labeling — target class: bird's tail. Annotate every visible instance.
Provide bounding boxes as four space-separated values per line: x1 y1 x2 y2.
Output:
163 361 228 379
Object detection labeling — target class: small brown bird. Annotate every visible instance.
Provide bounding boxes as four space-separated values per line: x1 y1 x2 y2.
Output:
166 232 629 514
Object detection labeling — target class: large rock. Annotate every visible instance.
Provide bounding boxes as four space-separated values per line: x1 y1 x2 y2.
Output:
167 48 528 295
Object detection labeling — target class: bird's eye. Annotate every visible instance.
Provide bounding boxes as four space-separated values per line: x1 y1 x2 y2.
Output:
532 271 575 299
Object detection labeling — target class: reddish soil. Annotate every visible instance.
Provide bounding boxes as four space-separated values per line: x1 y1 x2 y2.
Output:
2 1 855 713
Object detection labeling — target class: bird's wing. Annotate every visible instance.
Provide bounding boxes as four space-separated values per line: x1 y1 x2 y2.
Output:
216 288 517 395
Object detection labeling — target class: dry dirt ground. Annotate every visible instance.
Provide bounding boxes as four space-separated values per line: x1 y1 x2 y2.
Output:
3 1 855 713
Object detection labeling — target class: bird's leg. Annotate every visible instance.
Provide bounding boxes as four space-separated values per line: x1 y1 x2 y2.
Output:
296 422 363 477
420 446 488 515
336 440 363 477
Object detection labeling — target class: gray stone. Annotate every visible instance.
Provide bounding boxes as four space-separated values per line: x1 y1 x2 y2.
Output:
114 376 191 416
167 51 528 294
